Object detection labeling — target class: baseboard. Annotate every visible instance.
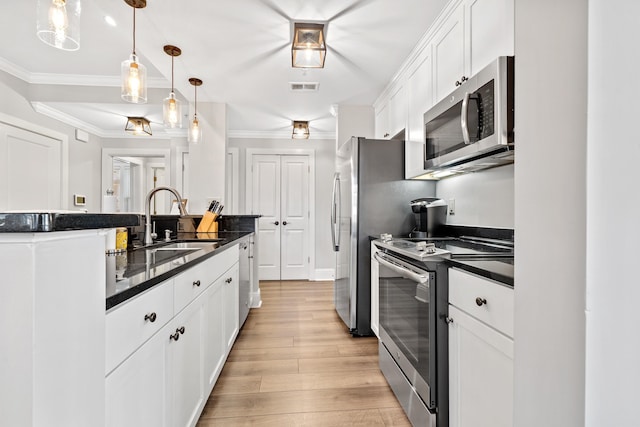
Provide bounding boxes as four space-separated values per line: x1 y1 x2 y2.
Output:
249 289 262 308
313 268 335 281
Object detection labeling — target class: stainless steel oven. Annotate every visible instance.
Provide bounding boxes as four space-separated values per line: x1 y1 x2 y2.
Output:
374 240 450 427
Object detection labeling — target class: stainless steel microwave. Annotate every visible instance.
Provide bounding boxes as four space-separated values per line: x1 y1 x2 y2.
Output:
424 56 514 173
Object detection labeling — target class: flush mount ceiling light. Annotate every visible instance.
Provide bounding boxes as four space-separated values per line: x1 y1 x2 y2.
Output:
162 45 182 129
125 117 152 136
121 0 147 104
292 121 310 139
291 23 326 68
36 0 81 51
188 78 203 144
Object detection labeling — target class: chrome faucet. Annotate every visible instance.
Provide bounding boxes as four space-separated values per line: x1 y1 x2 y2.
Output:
144 186 188 245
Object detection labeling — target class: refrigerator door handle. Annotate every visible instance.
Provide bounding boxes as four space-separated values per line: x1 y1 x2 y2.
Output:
331 173 340 251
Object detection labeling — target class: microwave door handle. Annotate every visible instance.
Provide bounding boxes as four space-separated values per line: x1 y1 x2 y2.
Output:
461 92 472 145
374 252 429 284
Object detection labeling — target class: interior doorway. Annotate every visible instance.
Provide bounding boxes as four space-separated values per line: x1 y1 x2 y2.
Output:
246 150 316 281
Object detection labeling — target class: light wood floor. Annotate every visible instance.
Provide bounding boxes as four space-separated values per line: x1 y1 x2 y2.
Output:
196 280 411 427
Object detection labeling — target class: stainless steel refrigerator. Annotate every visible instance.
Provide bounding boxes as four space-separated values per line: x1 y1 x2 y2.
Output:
331 136 435 336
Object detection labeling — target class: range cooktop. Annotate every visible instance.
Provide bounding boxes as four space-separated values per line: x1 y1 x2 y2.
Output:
375 235 514 262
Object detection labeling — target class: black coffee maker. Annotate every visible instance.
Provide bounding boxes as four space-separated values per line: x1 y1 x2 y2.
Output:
409 198 447 238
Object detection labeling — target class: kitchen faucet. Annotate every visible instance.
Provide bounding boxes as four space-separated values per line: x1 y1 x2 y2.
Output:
144 186 188 245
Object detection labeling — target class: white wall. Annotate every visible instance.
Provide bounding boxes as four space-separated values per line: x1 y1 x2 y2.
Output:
229 137 335 273
335 105 375 150
435 164 514 228
0 72 102 212
514 1 587 426
585 2 640 425
187 102 227 214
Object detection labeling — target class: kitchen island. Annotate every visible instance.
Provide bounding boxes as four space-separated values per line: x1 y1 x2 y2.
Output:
0 213 253 427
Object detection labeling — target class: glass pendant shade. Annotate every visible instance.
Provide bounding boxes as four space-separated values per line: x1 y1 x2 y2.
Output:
188 77 203 144
291 23 326 68
163 92 182 128
121 54 147 103
36 0 81 51
189 117 201 143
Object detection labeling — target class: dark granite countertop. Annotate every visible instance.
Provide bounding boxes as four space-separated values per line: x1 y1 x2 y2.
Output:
106 231 252 310
446 258 514 287
0 212 140 232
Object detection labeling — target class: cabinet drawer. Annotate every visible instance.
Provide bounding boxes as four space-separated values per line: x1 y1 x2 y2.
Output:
174 246 239 313
449 268 514 337
105 280 174 375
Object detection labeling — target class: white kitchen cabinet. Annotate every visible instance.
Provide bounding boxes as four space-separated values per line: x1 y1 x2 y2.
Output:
167 295 206 427
203 277 226 390
370 243 380 337
388 83 407 138
105 246 240 427
466 0 514 76
223 263 240 349
374 102 389 139
433 2 466 103
405 47 434 179
448 268 514 427
106 327 169 427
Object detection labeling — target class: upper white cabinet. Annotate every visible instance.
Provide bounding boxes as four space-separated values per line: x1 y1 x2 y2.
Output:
373 0 514 178
466 0 515 76
374 103 389 139
406 48 434 179
433 2 466 103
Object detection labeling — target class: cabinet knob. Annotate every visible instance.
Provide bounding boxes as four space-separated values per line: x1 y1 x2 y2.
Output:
383 133 390 138
170 331 180 341
193 280 201 287
144 312 157 323
445 317 454 324
225 277 233 284
455 80 461 86
475 297 487 306
461 75 468 83
282 221 288 226
177 326 185 335
273 221 279 226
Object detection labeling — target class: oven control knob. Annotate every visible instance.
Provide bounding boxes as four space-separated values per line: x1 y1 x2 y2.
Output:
416 241 436 254
380 233 392 241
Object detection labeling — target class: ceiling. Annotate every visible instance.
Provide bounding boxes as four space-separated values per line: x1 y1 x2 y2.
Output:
0 0 448 139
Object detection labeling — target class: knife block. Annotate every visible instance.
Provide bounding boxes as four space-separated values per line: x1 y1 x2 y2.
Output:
196 211 218 232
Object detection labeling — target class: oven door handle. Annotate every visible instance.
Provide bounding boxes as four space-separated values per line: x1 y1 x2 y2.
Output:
374 252 429 284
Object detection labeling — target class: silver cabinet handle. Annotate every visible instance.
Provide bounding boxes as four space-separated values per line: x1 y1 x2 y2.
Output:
331 173 340 251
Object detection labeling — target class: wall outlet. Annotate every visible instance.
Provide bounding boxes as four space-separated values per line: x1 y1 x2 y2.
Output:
448 199 456 215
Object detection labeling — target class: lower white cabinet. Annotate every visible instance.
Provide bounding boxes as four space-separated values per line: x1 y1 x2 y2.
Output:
105 324 169 427
106 247 240 427
448 268 514 427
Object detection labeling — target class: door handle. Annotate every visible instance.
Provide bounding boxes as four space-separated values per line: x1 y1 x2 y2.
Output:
282 221 288 226
273 221 279 225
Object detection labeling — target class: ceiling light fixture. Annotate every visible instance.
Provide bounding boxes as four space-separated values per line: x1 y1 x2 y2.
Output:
36 0 81 51
125 117 152 136
188 78 203 144
162 45 182 129
121 0 147 104
292 121 310 139
291 23 326 69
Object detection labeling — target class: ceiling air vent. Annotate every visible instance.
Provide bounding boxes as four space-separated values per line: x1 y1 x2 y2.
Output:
289 82 319 92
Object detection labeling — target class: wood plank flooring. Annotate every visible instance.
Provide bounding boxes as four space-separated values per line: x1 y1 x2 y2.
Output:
196 280 411 427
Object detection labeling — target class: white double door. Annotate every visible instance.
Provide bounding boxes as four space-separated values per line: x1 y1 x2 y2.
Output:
252 154 310 281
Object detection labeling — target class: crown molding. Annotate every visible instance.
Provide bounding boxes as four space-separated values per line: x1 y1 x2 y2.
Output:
30 102 176 140
0 56 168 87
228 129 335 140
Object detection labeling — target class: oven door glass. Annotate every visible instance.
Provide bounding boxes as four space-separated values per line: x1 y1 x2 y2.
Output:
377 252 436 407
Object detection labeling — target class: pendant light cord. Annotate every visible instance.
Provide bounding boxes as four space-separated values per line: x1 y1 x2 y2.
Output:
171 56 175 93
132 7 136 55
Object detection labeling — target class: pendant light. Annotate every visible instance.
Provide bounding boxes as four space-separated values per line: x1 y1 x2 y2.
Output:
188 78 203 144
121 0 147 104
162 45 182 128
36 0 81 51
